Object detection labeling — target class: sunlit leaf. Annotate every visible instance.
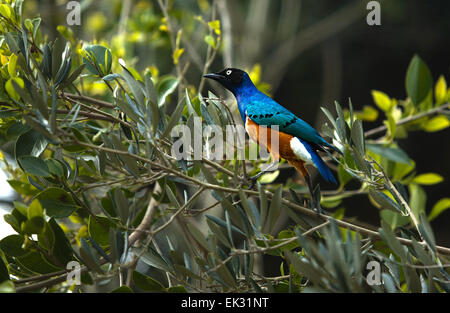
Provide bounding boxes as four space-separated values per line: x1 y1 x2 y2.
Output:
435 75 447 104
406 55 433 106
371 90 392 112
428 198 450 221
412 173 443 185
422 116 450 132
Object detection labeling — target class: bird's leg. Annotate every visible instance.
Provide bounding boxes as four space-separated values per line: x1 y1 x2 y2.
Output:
247 161 279 189
287 159 322 214
253 161 278 179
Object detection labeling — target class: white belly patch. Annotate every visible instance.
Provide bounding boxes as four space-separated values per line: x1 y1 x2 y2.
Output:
290 137 313 164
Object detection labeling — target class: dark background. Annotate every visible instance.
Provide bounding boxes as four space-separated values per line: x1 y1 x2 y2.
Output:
270 0 450 246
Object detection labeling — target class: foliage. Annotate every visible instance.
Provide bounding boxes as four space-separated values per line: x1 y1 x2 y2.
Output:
0 0 449 293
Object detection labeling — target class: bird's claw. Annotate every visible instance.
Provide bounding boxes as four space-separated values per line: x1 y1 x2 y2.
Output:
245 171 266 190
310 199 323 215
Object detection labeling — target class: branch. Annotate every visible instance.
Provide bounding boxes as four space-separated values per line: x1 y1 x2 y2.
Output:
205 221 331 275
72 140 450 255
60 93 116 109
365 103 450 138
128 183 161 246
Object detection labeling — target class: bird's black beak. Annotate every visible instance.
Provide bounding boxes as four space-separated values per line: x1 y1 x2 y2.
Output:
203 73 225 82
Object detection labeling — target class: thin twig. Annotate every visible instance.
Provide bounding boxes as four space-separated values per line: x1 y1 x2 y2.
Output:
365 103 450 138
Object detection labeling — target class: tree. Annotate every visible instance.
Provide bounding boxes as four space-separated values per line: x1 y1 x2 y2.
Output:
0 0 449 293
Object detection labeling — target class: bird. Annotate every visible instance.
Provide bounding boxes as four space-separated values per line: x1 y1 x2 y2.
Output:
204 68 341 209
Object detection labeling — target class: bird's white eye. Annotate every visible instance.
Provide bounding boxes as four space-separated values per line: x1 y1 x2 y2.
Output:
226 70 232 75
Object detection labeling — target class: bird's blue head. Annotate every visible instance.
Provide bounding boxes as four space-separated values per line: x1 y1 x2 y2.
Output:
204 68 257 121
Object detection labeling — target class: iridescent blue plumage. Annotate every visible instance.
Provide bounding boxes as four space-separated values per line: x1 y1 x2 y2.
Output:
231 73 340 153
204 69 339 184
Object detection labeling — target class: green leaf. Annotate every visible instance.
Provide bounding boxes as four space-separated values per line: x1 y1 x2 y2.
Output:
156 75 178 107
5 77 24 101
0 4 12 19
205 214 245 236
48 218 73 264
4 33 20 54
350 120 365 155
16 251 62 274
79 238 103 274
161 96 186 139
204 35 215 48
144 73 159 132
110 286 133 293
382 273 397 293
20 23 29 66
412 173 444 185
371 90 392 112
0 280 15 293
54 57 72 87
258 183 268 230
113 188 129 225
379 221 407 260
321 195 343 209
36 187 79 218
409 184 426 220
168 285 187 293
51 38 64 79
140 247 173 273
88 216 117 248
109 135 140 178
240 190 261 229
7 53 18 77
428 198 450 221
267 186 282 232
285 251 323 287
42 43 52 79
0 235 26 257
172 48 184 65
132 270 166 292
144 73 158 105
355 105 379 122
82 44 112 76
15 130 48 160
61 63 85 89
18 156 50 177
186 222 210 252
435 75 447 104
208 20 221 35
418 213 436 252
45 159 65 178
259 170 280 184
23 115 58 143
367 143 411 165
406 55 433 106
369 189 402 213
422 116 450 132
22 199 44 235
206 219 232 248
380 210 410 229
0 251 9 282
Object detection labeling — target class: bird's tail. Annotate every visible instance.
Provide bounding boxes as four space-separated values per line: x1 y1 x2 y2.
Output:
301 139 338 184
312 151 338 184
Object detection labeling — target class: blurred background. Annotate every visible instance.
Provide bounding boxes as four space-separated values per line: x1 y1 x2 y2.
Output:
1 0 449 252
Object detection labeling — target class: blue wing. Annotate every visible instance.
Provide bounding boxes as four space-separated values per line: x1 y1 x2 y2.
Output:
245 93 340 153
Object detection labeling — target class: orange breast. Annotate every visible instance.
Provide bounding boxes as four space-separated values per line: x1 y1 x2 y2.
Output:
245 117 298 161
245 117 309 178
